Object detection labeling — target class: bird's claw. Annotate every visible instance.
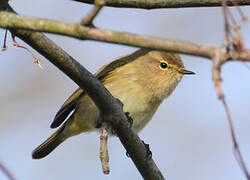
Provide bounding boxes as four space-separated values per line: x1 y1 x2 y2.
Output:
142 140 152 160
126 141 152 160
125 112 133 128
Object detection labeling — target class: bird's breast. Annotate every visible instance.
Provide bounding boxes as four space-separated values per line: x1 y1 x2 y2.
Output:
107 83 161 132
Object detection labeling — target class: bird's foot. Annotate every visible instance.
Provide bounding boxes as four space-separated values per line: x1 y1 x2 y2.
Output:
126 141 152 160
142 140 152 160
125 112 133 128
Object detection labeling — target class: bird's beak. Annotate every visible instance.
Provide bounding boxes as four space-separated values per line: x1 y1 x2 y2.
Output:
178 69 195 75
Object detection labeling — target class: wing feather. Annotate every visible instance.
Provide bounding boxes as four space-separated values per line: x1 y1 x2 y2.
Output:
50 88 84 128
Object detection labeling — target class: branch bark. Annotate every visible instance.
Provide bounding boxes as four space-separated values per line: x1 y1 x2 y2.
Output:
2 5 165 180
81 0 105 26
0 11 213 58
0 162 14 180
72 0 250 9
0 11 250 62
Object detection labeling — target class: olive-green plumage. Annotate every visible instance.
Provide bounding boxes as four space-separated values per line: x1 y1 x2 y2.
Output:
32 49 194 159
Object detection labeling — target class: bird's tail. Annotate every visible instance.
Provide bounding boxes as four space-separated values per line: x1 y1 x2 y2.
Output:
32 125 66 159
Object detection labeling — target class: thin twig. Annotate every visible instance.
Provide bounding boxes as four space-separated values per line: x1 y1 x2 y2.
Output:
2 29 8 51
212 51 250 180
222 0 230 50
233 24 245 52
0 162 15 180
222 1 246 52
242 63 250 70
81 0 105 26
230 0 248 23
226 5 237 26
100 123 110 174
11 34 43 69
222 99 250 180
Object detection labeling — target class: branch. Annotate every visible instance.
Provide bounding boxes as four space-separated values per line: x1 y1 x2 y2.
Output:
0 12 213 58
0 12 250 62
212 50 250 179
3 5 164 180
81 0 105 26
0 162 14 180
72 0 250 9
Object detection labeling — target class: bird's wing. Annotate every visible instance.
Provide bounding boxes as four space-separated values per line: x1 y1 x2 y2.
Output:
50 49 149 129
96 49 149 80
50 88 85 128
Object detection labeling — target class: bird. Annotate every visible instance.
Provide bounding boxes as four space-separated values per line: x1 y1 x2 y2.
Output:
32 49 194 159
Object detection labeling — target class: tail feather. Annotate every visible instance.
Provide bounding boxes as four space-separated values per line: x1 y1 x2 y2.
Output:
32 125 66 159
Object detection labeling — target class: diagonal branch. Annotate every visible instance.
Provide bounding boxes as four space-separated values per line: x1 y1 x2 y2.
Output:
3 5 165 180
0 162 14 180
80 0 105 26
72 0 250 9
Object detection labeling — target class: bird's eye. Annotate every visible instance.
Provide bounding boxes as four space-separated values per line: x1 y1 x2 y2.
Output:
160 62 168 69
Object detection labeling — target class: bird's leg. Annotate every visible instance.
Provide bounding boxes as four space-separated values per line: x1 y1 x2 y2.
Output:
100 122 110 174
96 115 110 174
97 114 117 136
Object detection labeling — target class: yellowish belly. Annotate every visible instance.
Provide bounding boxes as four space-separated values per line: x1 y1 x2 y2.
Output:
68 81 161 135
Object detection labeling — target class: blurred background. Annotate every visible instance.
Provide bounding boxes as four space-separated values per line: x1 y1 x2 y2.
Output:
0 1 250 180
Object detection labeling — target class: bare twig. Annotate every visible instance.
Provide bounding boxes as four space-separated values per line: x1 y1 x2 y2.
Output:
2 29 8 51
231 0 248 22
242 63 250 70
226 5 237 27
233 24 245 52
11 34 43 69
81 0 105 26
212 51 250 180
223 99 250 180
222 1 246 52
222 1 231 50
0 162 14 180
100 123 110 174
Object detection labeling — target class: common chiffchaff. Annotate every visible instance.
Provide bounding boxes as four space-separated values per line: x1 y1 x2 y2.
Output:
32 49 194 159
